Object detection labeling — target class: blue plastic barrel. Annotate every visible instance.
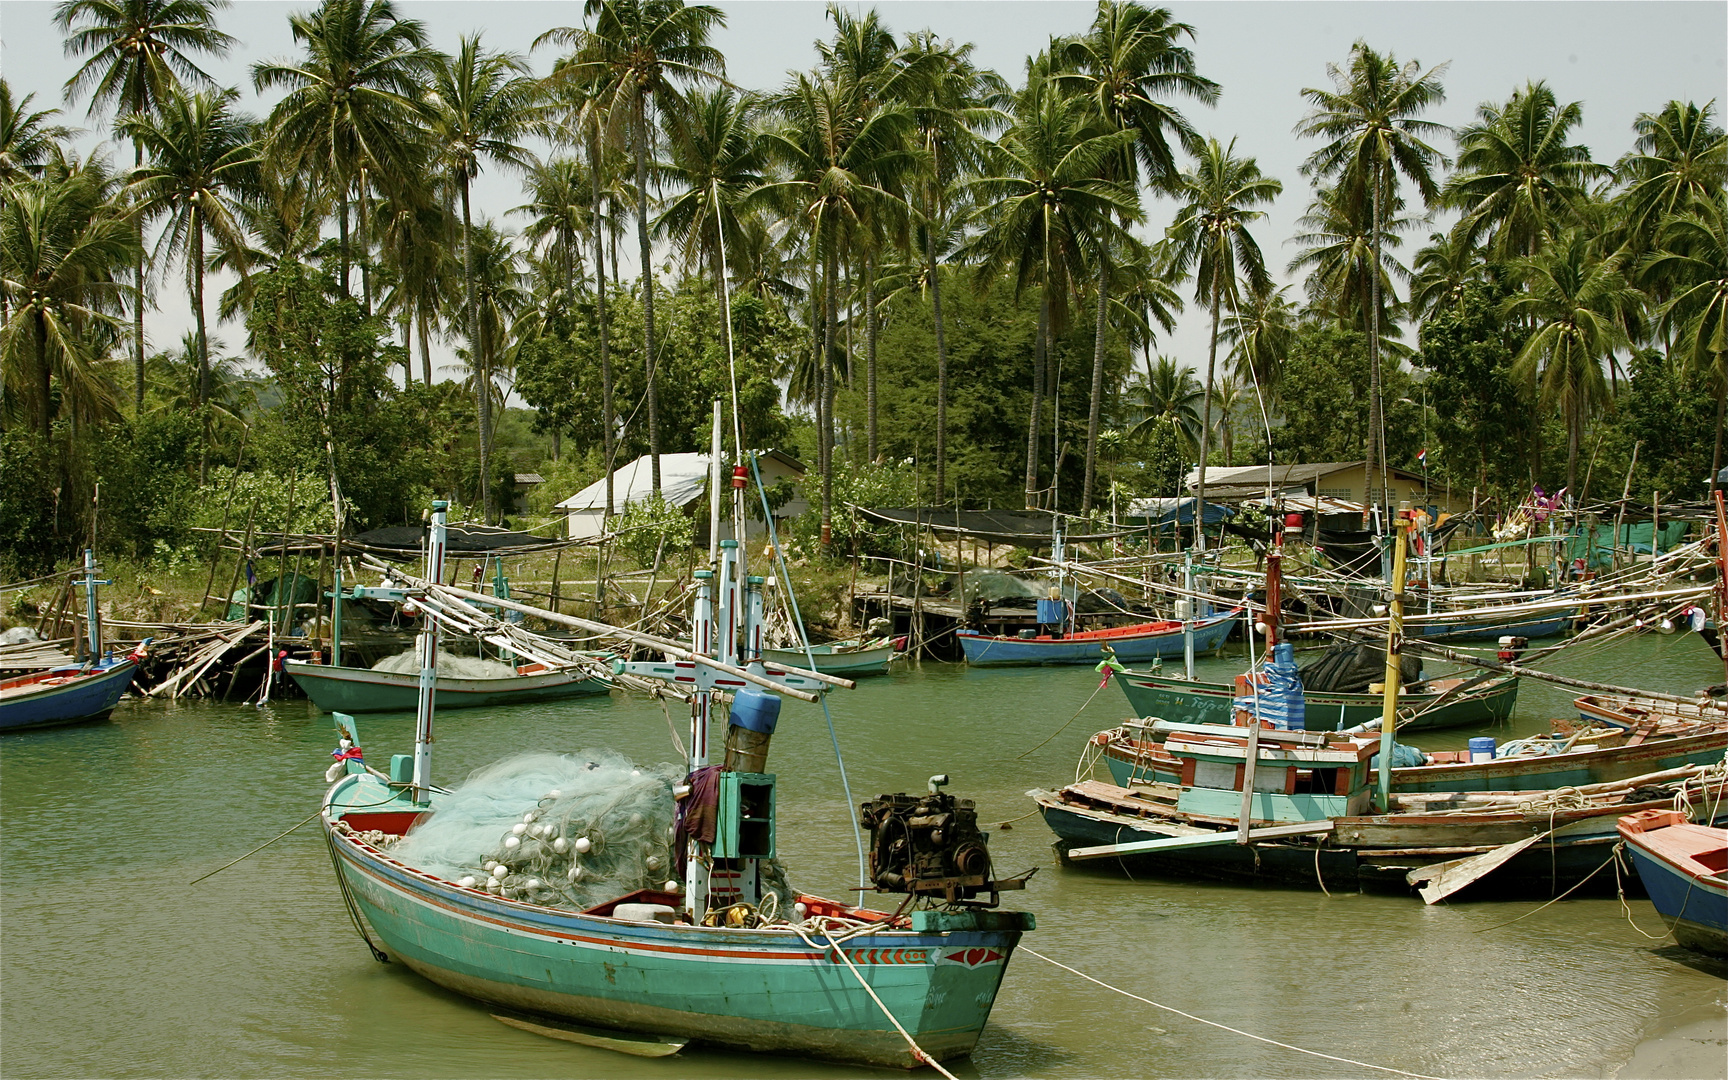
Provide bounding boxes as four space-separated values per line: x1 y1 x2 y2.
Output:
1468 737 1496 762
1036 598 1067 624
730 685 782 734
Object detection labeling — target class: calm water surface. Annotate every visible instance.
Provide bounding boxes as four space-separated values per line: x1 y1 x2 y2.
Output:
4 631 1725 1078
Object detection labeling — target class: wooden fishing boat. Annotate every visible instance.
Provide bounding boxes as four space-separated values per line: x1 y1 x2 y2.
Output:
760 636 899 678
1114 668 1519 732
1576 692 1728 729
1409 613 1572 642
1096 716 1728 794
957 611 1236 667
1 552 141 733
0 657 138 732
320 502 1033 1067
1617 809 1728 956
1034 722 1728 899
284 659 612 713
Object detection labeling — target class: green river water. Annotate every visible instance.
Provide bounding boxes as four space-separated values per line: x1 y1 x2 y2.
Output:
4 631 1725 1079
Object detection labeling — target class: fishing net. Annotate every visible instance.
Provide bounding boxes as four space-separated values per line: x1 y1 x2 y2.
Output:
388 750 795 915
371 650 517 679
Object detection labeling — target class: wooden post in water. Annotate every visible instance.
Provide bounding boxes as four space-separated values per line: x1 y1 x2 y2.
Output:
1377 504 1411 812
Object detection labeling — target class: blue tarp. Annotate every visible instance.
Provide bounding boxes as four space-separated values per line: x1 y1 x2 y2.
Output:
1236 642 1306 731
1126 498 1237 528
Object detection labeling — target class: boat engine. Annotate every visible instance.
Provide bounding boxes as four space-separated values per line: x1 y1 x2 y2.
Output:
859 775 1022 904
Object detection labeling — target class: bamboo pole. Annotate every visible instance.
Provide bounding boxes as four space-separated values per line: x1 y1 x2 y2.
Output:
1377 505 1410 811
221 497 259 622
362 561 843 700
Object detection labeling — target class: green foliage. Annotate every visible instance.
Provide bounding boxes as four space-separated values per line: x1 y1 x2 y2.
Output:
785 459 919 559
516 283 794 465
0 429 60 577
244 262 434 527
837 275 1126 508
1414 281 1534 496
1618 348 1719 498
92 411 201 560
612 490 693 568
1269 322 1420 467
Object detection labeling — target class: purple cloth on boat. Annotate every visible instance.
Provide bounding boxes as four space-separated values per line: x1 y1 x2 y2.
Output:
675 765 722 874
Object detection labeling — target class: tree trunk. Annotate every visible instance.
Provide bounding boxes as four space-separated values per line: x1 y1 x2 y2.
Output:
133 132 146 411
1025 274 1047 508
635 96 660 493
866 260 879 463
193 212 210 485
821 246 838 547
463 176 490 524
1711 385 1726 496
338 195 351 300
1366 161 1385 519
1195 261 1221 551
929 230 949 498
418 308 433 385
1082 255 1108 513
358 175 372 317
592 131 615 518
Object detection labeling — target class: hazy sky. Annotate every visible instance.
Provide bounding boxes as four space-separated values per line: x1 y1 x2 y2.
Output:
3 0 1724 390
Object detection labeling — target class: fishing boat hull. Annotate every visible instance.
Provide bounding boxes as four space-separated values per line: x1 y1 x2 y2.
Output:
1115 671 1519 733
1618 810 1728 956
285 661 611 713
0 659 137 732
957 613 1235 667
1035 782 1727 899
761 641 897 677
324 802 1030 1066
1410 615 1572 642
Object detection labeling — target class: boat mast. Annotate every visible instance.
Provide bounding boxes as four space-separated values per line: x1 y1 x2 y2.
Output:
1376 503 1411 811
412 500 448 805
80 549 106 661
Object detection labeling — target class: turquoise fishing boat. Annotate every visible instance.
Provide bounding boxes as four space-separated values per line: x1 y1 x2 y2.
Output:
285 659 612 713
1114 668 1520 733
321 501 1032 1067
760 636 899 677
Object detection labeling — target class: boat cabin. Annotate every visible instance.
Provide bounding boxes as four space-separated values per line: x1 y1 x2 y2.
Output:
1159 722 1378 822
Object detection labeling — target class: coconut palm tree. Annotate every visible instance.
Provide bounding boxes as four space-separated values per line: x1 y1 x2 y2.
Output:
0 80 71 186
56 0 235 408
1445 81 1607 262
1125 354 1202 451
541 0 727 495
428 34 540 522
896 30 1007 493
512 157 590 326
1616 100 1726 280
965 71 1140 508
1055 2 1216 510
1503 228 1640 495
1288 182 1412 330
1164 136 1279 545
759 67 918 541
1221 280 1294 396
1408 230 1485 320
212 162 329 327
119 87 257 459
1296 41 1447 516
1643 203 1728 492
655 87 766 298
1 156 139 438
377 188 456 385
252 0 436 305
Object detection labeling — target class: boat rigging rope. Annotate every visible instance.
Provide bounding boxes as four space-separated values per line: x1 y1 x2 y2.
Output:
1016 671 1112 760
1022 947 1451 1080
785 921 958 1080
749 453 868 889
1467 848 1619 934
324 826 389 962
1614 848 1678 942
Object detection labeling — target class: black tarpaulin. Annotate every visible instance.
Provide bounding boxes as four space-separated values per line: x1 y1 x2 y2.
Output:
855 507 1134 547
349 525 566 556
